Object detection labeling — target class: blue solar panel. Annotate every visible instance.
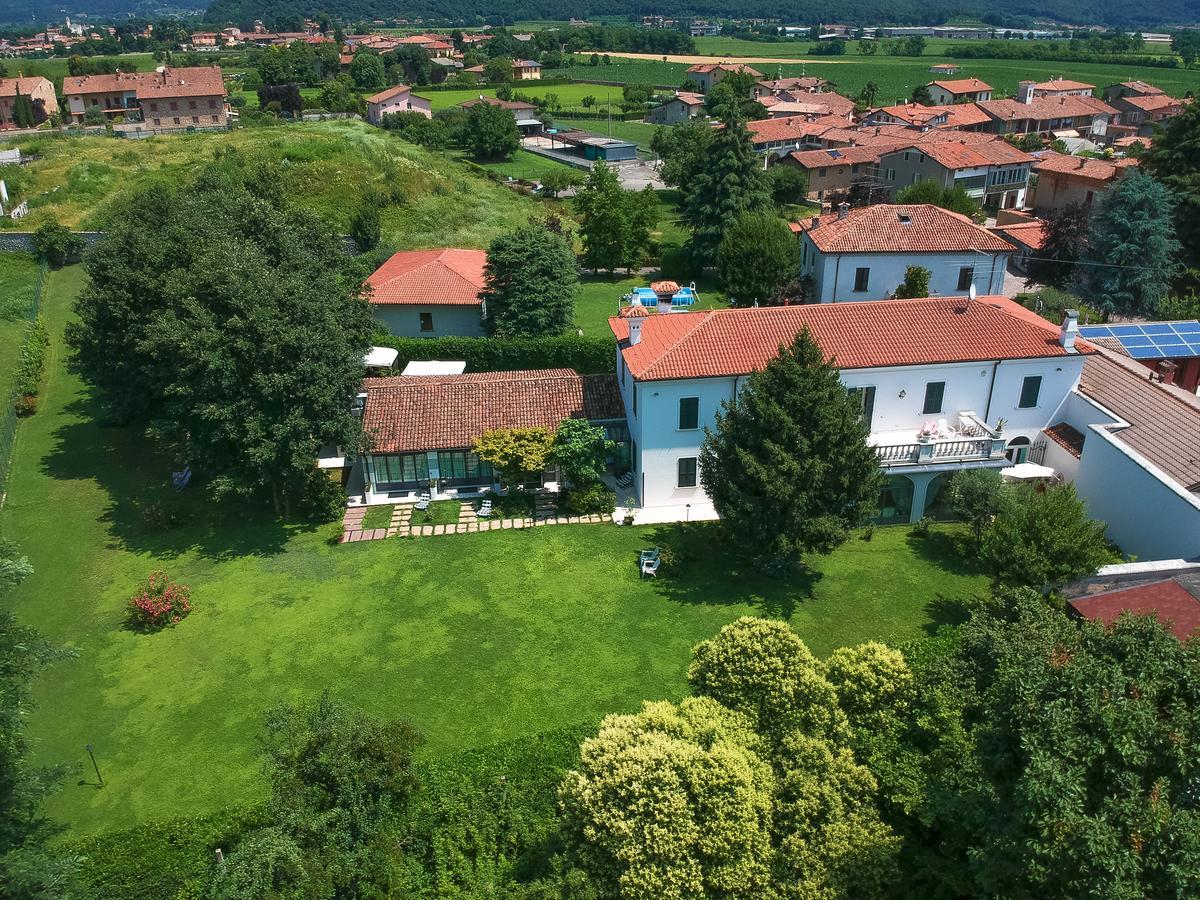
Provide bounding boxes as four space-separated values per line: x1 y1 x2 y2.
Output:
1109 325 1146 337
1173 323 1200 335
1126 346 1163 359
1142 324 1176 336
1077 320 1200 359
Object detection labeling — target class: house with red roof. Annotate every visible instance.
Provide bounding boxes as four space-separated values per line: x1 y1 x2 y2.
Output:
1027 152 1138 215
364 83 431 125
62 66 226 127
877 139 1035 210
795 204 1014 302
607 295 1092 522
366 248 488 338
685 62 762 94
645 91 706 125
0 76 57 128
925 78 993 105
357 369 625 503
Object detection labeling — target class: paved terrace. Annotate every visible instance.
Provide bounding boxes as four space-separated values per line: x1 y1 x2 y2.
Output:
341 499 609 543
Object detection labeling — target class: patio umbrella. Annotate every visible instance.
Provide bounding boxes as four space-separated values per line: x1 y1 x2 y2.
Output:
1000 462 1056 481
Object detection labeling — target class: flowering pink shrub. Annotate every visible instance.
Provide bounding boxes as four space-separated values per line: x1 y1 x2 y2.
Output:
127 571 192 631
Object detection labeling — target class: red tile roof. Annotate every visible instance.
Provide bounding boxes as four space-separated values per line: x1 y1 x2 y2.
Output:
796 204 1014 254
747 114 854 144
1033 152 1138 184
1069 579 1200 641
365 84 412 104
1043 421 1085 458
1116 80 1163 94
786 145 891 168
930 78 992 94
757 76 829 92
1122 93 1181 113
979 94 1116 123
687 62 762 76
992 221 1047 251
362 369 624 452
609 295 1089 382
0 76 53 97
459 96 537 111
1033 78 1094 91
888 138 1033 170
367 249 486 306
63 66 225 99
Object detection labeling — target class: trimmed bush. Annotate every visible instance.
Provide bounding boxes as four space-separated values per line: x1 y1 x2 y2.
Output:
562 483 616 516
127 571 192 631
379 334 614 375
13 315 48 415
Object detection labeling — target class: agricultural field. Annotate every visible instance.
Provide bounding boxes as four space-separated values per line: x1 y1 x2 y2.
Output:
422 80 643 114
692 34 1181 60
0 120 543 250
556 58 692 87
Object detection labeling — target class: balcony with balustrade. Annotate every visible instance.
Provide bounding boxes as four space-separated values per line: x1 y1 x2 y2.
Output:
870 411 1007 468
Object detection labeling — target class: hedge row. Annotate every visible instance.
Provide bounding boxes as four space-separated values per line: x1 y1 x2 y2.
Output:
12 314 48 415
64 724 596 899
383 334 616 375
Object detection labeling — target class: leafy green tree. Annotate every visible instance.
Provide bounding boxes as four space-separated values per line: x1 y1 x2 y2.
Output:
0 544 78 897
349 51 385 90
698 330 883 567
1076 169 1180 318
704 69 766 119
822 641 913 732
681 105 771 258
11 92 37 128
30 221 83 268
483 56 514 83
479 225 577 337
688 617 849 746
558 697 776 899
83 104 106 126
573 163 658 273
552 418 613 487
1027 201 1090 288
348 199 381 252
537 166 583 198
980 484 1113 587
857 80 879 107
892 264 932 299
716 210 800 305
463 100 520 161
945 468 1006 547
894 181 979 218
948 589 1200 898
858 39 878 55
207 693 421 898
910 84 934 105
1171 28 1200 66
650 117 715 194
1142 102 1200 272
904 35 926 56
391 45 433 85
768 163 809 205
473 427 555 488
67 159 373 517
319 74 364 114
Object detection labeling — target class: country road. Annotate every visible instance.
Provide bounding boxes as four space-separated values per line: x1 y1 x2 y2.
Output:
603 51 853 65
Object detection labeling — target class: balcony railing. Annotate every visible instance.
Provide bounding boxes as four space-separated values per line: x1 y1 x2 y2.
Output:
872 412 1007 467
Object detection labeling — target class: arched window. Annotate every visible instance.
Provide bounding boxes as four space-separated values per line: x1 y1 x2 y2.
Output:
1006 436 1031 464
874 475 914 525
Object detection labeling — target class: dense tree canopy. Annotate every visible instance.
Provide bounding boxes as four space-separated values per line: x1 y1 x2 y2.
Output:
698 330 882 567
716 210 801 306
573 163 658 273
1142 102 1200 275
462 100 520 161
1027 201 1090 288
479 225 577 337
67 155 374 517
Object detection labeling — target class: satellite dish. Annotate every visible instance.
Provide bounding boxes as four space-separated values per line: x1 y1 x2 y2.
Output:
969 284 977 301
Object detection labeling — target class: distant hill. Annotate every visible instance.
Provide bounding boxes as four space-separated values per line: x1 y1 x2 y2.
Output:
1 0 1194 30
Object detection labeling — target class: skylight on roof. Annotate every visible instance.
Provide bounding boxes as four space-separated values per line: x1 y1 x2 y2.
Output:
898 213 912 224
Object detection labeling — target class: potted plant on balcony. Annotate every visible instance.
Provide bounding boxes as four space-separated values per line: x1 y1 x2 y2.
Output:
917 421 938 443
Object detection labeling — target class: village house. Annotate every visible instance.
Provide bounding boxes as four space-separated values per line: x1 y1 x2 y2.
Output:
608 296 1089 524
1027 153 1138 215
878 139 1035 209
1101 83 1184 137
1028 77 1095 99
929 63 961 75
365 84 431 125
1077 321 1200 395
796 204 1013 302
356 369 625 503
0 75 58 127
991 219 1046 273
512 60 542 80
685 62 763 94
755 76 831 96
367 248 487 338
977 85 1117 139
62 66 227 127
862 102 992 132
925 78 993 105
458 96 543 135
759 91 857 120
778 145 893 201
645 91 705 125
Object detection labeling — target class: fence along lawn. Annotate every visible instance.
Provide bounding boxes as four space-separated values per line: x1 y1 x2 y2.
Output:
5 264 988 836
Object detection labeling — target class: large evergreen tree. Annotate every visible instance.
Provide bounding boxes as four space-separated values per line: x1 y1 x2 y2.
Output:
1142 102 1200 273
1075 169 1180 318
698 330 882 567
463 101 520 161
479 225 577 337
716 210 800 305
680 105 770 259
67 157 373 516
650 117 715 195
1027 201 1090 288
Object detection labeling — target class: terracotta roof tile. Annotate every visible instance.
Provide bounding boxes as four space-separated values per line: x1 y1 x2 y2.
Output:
687 62 762 76
786 145 892 168
460 96 536 111
889 138 1033 170
0 76 53 97
1078 350 1200 492
609 295 1087 382
362 370 624 453
930 78 992 94
1033 152 1137 183
979 95 1116 122
797 204 1014 254
1117 80 1163 94
367 248 486 306
63 66 225 99
365 83 411 104
992 221 1047 251
1069 579 1200 641
1033 78 1095 91
1122 94 1181 112
1044 421 1085 458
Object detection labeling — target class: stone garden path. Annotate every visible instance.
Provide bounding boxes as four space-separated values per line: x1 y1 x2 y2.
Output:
340 501 608 543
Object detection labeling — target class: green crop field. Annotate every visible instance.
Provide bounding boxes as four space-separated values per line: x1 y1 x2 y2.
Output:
692 35 1180 60
556 59 692 87
424 80 639 114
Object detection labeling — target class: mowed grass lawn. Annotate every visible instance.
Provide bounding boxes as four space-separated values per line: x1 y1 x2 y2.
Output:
4 265 988 837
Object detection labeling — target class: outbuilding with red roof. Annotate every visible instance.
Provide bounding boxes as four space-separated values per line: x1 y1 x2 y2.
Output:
367 248 488 338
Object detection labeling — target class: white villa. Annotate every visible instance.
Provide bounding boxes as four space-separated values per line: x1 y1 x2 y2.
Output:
796 204 1013 302
609 296 1087 525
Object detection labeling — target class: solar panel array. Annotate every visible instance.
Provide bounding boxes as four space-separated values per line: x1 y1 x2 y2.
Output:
1078 321 1200 360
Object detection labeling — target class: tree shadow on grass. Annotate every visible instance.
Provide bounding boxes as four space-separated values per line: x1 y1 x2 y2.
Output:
906 528 988 578
922 594 972 636
640 521 822 620
39 397 317 560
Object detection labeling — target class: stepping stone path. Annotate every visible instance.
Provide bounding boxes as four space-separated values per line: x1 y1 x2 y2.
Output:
340 498 607 544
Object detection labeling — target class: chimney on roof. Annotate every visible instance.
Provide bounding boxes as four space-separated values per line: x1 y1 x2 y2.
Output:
629 316 644 346
837 202 849 220
1018 80 1035 105
810 215 820 229
1060 309 1079 353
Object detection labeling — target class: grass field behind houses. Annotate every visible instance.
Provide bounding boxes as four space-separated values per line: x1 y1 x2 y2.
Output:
2 265 989 836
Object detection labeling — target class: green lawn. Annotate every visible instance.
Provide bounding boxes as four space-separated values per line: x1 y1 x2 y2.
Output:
693 34 1181 60
575 273 726 336
425 81 634 114
3 265 988 838
0 254 41 401
554 116 662 150
360 504 394 530
462 147 580 181
408 499 462 526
